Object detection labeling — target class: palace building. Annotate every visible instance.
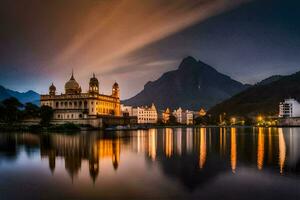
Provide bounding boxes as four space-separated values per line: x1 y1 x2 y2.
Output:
40 72 121 121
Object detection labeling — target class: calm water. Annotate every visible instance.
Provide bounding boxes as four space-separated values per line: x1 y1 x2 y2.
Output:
0 127 299 200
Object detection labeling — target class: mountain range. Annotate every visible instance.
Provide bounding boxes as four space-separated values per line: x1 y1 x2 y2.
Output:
0 85 40 105
123 56 250 110
1 56 298 116
208 72 300 117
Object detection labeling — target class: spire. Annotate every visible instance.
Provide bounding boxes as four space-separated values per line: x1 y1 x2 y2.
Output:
70 69 74 80
93 73 95 78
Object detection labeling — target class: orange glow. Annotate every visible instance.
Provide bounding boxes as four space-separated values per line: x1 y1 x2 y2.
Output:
137 130 147 153
278 128 286 174
199 128 207 169
148 129 157 161
98 139 121 168
257 128 264 170
268 128 272 164
231 128 237 173
165 128 173 158
220 128 223 156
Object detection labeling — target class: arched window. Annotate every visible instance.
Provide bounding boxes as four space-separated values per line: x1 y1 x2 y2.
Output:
56 102 59 108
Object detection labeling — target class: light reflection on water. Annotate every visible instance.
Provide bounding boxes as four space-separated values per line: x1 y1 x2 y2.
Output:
0 127 299 200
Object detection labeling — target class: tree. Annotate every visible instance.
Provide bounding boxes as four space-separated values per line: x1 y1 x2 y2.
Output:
40 106 54 126
168 114 177 125
23 103 40 118
0 97 23 123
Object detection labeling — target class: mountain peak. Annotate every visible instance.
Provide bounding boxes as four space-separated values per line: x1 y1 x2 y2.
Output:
123 57 248 110
178 56 198 70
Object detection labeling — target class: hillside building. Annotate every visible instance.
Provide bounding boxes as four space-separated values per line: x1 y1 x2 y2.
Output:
173 107 194 125
132 104 158 124
279 98 300 118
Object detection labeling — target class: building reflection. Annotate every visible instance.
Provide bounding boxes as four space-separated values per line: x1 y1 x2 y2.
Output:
148 129 157 161
164 128 173 158
257 128 265 170
231 128 237 173
278 128 286 174
40 133 121 182
0 127 299 186
199 128 207 169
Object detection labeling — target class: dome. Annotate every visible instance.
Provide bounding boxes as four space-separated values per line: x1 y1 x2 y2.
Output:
49 83 56 91
113 82 119 88
89 73 99 86
65 73 81 94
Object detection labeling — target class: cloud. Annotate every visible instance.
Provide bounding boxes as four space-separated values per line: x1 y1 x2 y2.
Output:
52 0 251 78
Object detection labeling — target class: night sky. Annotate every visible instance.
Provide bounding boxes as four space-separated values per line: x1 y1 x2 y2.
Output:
0 0 299 99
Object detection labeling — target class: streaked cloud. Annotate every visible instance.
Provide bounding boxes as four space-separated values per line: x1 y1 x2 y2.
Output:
52 0 251 81
0 0 253 97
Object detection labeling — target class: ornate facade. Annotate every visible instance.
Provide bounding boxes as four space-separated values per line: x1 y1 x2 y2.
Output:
41 72 121 120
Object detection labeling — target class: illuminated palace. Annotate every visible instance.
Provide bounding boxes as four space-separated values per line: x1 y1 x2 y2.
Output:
41 72 121 122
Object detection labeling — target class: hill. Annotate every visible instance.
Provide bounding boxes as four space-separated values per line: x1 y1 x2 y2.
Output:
123 56 249 110
0 85 40 105
208 72 300 117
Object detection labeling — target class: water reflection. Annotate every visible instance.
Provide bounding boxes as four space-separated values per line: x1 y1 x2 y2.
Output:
199 128 206 169
257 127 264 170
0 127 299 187
231 128 237 173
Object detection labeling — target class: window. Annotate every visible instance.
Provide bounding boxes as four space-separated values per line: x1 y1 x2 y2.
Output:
56 102 59 108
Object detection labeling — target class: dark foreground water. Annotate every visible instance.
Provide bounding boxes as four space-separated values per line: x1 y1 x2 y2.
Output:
0 127 299 200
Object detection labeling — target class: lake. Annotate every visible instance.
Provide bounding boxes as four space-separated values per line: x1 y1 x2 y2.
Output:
0 127 299 200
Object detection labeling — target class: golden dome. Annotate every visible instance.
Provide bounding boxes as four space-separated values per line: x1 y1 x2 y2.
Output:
65 72 81 94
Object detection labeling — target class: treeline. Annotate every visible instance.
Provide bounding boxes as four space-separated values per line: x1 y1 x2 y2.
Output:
0 97 53 126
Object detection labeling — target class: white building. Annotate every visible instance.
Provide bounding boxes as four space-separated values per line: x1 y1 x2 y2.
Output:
132 104 158 124
173 107 183 123
173 107 194 125
186 111 194 125
121 104 133 116
279 98 300 118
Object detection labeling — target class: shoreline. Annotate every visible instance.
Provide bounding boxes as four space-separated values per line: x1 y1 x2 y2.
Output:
1 123 300 133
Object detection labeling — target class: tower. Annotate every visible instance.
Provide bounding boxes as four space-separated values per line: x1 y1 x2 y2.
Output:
89 73 99 94
112 82 120 98
49 83 56 95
